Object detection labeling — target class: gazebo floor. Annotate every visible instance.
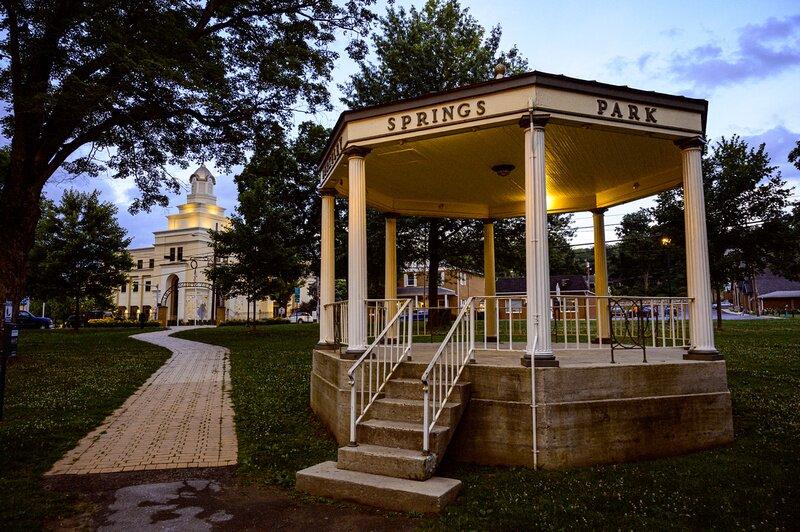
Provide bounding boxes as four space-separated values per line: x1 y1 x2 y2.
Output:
402 342 690 367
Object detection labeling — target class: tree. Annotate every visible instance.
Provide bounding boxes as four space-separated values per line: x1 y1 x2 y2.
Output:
0 145 8 193
207 121 329 325
609 209 671 295
26 190 132 328
341 0 526 316
653 136 793 327
0 0 376 310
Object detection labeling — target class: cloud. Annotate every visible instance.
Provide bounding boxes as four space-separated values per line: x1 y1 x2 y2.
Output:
660 27 683 38
669 14 800 88
739 125 800 198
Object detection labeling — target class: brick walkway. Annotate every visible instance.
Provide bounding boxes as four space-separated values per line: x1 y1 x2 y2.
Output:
46 327 237 475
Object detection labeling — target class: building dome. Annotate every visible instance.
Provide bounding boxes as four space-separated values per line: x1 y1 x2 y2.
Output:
190 164 216 184
188 164 216 202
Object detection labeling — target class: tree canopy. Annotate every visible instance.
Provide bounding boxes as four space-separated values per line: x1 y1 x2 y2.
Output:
26 190 132 327
341 0 528 312
207 121 329 322
0 0 377 307
605 135 797 326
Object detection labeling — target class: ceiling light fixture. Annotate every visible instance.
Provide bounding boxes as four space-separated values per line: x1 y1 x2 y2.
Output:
491 164 515 177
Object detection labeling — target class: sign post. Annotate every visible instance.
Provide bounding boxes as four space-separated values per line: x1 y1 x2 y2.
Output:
1 301 19 421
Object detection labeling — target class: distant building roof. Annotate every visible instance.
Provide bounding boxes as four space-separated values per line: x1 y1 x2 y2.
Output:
496 275 590 294
759 290 800 299
740 271 800 295
398 286 456 297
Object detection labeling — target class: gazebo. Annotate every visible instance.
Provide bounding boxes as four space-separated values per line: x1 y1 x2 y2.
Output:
298 70 733 513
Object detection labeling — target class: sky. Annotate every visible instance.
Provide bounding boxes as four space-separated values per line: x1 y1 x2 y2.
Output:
42 0 800 249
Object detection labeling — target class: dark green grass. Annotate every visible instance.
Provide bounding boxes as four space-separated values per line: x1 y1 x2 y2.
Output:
179 319 800 529
0 328 170 530
174 323 338 487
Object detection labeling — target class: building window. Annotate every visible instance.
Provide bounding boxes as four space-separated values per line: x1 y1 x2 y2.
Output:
137 259 143 269
145 281 151 292
168 247 175 261
405 273 416 287
121 283 127 293
439 271 446 284
177 247 183 261
149 258 154 268
132 282 139 293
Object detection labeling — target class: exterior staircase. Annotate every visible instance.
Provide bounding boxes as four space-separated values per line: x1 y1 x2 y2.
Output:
296 361 471 513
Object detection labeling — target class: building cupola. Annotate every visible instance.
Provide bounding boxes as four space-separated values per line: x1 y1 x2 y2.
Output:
187 164 217 204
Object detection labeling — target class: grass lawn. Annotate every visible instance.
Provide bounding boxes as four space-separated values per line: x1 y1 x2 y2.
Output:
0 327 170 530
178 318 800 529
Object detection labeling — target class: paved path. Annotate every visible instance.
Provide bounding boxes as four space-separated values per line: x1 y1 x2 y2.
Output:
47 327 237 475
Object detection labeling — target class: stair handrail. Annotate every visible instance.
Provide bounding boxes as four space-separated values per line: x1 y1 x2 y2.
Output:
420 296 476 454
347 298 413 446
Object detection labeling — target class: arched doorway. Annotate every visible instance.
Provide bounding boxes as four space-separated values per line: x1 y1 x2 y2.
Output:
166 274 179 324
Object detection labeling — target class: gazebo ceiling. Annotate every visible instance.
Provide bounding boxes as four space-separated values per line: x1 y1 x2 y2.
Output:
320 70 706 219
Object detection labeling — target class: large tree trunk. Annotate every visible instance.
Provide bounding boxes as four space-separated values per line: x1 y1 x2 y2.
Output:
0 167 45 319
426 219 445 327
715 286 723 330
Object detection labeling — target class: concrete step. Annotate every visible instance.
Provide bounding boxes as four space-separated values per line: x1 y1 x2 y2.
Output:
368 397 461 426
384 378 470 402
337 444 437 480
357 419 450 455
296 461 461 513
394 361 428 379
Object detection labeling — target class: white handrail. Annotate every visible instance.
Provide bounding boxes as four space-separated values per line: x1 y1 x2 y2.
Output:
529 318 539 469
347 299 412 446
420 297 475 454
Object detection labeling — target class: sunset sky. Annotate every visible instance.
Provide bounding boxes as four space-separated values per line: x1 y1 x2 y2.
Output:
41 0 800 249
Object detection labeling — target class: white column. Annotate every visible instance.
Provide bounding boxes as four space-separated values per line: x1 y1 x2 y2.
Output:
126 279 132 318
319 191 336 345
678 137 720 359
522 114 557 367
592 209 610 342
483 221 498 341
346 146 370 355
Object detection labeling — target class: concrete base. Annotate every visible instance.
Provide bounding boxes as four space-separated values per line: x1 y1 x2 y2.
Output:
296 461 461 513
520 356 560 367
311 345 734 470
684 351 724 361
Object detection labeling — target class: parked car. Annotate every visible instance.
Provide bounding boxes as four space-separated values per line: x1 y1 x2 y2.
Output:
17 310 54 329
289 311 315 324
63 310 113 328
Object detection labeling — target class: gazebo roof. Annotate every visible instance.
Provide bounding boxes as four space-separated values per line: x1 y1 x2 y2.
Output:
319 70 708 220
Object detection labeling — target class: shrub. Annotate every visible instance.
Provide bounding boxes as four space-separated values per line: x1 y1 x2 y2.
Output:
219 318 290 326
85 318 160 328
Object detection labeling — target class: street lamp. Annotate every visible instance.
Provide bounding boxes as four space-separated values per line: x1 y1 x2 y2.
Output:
661 236 673 296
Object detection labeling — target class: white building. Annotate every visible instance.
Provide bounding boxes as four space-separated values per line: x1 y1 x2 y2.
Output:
113 165 275 324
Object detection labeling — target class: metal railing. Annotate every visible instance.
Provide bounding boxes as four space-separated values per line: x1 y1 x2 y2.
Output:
347 299 413 446
479 292 691 351
553 295 691 350
324 300 348 350
420 297 476 454
475 295 528 350
366 299 405 341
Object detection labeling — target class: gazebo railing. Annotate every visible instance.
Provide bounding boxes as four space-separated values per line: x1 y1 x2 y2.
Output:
366 299 406 341
347 299 413 446
470 293 692 351
324 301 348 350
421 297 476 454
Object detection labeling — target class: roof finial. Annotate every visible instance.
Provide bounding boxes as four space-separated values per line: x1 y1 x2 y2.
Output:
494 63 507 79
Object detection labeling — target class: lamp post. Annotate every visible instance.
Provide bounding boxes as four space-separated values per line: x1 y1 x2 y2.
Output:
661 236 673 297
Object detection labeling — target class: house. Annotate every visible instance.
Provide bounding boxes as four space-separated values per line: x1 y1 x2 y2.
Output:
729 271 800 313
399 265 484 308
